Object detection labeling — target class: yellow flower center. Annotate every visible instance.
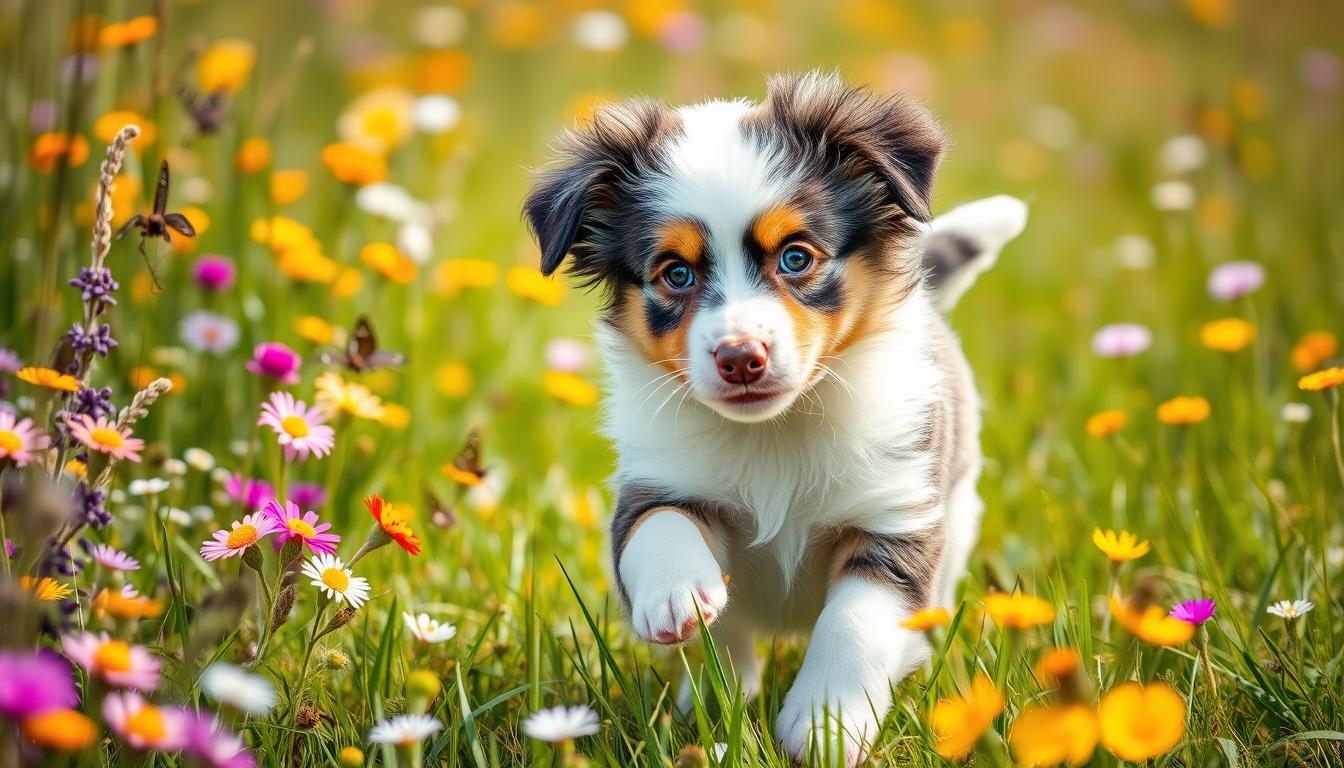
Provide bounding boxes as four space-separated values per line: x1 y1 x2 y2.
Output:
281 415 310 438
321 567 349 592
125 705 166 742
288 518 316 538
94 640 133 672
226 523 258 549
89 426 125 449
0 430 21 453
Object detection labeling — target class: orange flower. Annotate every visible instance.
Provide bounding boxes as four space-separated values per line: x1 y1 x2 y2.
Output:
99 15 157 48
360 243 417 284
1098 682 1186 761
197 39 256 94
1034 646 1082 684
294 315 337 345
415 50 472 94
930 676 1004 759
270 169 309 205
22 709 98 750
1199 317 1256 352
23 576 72 601
1291 331 1337 373
433 258 499 296
1109 595 1194 646
901 607 951 631
29 133 89 173
16 367 81 392
321 142 387 186
365 494 421 556
94 112 155 146
1086 410 1127 438
1157 396 1210 425
235 137 273 175
92 587 164 619
506 266 566 306
983 591 1056 629
1009 704 1099 766
1299 367 1344 392
543 371 598 406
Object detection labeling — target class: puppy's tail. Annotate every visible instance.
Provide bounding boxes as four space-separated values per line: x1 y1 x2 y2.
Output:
920 195 1028 312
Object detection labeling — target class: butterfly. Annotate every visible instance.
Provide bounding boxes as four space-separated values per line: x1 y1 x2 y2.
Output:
317 316 406 373
441 430 486 487
423 486 457 529
115 161 196 289
176 84 230 134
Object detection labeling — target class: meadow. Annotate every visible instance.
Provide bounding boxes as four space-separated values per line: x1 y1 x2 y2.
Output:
1 0 1342 765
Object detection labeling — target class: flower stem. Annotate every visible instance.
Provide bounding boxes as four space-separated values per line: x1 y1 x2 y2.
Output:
1329 391 1344 492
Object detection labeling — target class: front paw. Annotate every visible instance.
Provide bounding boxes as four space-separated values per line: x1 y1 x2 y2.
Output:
776 681 880 767
630 574 727 645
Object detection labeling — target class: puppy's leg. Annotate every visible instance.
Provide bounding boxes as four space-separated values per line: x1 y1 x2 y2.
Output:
776 525 943 766
614 488 728 645
676 611 760 713
936 472 983 609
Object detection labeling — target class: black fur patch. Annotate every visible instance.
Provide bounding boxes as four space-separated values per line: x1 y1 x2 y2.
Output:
921 232 980 290
610 485 725 609
839 525 945 609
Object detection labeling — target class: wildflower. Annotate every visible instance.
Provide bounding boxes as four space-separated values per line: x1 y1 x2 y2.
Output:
368 714 443 745
1291 331 1337 373
62 633 161 690
193 255 236 292
322 649 351 670
544 338 593 373
200 662 276 715
258 393 334 463
506 266 567 306
263 499 340 554
315 372 385 420
182 714 256 768
1092 529 1150 562
983 591 1056 629
235 137 272 174
929 676 1004 759
197 39 256 93
1281 403 1312 423
0 649 79 718
270 169 308 205
355 183 427 223
289 482 327 509
900 607 951 631
29 132 89 173
1109 595 1194 645
302 553 371 608
1158 134 1207 174
1170 598 1216 625
24 576 72 601
66 415 145 462
543 371 599 406
406 671 442 710
1298 367 1344 392
1097 682 1185 761
361 494 422 556
1085 410 1127 438
180 310 240 354
16 366 80 392
92 585 164 619
360 242 418 283
182 448 215 472
523 705 601 742
338 86 415 153
1009 704 1098 766
322 142 387 186
573 10 629 52
94 111 155 147
403 612 458 643
90 543 139 572
99 15 157 47
0 411 49 466
414 95 461 133
1151 180 1195 211
434 362 473 398
103 691 187 750
200 513 281 561
1207 260 1265 301
128 478 170 496
20 709 98 750
225 475 275 510
1267 599 1314 620
1034 647 1082 685
434 258 499 296
338 746 365 766
1200 317 1256 352
1091 323 1151 358
1157 396 1210 425
294 315 337 345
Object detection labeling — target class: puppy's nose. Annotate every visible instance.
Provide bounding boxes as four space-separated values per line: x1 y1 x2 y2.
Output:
714 338 768 384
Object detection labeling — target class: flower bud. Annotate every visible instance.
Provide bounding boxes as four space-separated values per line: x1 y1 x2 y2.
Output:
338 746 364 767
406 670 441 712
674 745 708 768
268 586 297 633
278 537 302 568
241 543 263 573
321 606 358 635
322 649 351 670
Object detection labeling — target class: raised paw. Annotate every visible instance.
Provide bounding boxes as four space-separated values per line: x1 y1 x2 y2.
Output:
630 576 727 645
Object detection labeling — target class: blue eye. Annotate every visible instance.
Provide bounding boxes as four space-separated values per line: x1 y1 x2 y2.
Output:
779 246 813 275
663 262 694 290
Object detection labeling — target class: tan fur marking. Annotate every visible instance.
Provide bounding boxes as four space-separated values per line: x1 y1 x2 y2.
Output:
617 285 692 377
752 205 807 254
656 220 705 266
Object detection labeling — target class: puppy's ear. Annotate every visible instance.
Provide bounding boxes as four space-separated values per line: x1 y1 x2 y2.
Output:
524 99 676 279
760 70 945 222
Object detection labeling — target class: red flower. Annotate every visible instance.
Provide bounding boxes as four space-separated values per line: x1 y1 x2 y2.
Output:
364 494 420 556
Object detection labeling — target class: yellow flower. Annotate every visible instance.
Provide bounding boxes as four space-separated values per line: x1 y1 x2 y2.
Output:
983 592 1056 629
435 362 473 399
1157 396 1210 425
1291 331 1337 373
316 372 385 421
197 39 256 94
901 607 951 631
1034 647 1082 684
360 243 417 284
338 746 365 767
29 133 88 173
98 15 157 48
1091 529 1150 562
1086 410 1127 438
23 576 72 601
506 266 566 306
488 1 549 48
333 267 364 298
1009 704 1098 766
94 111 155 147
929 676 1004 759
337 86 415 153
543 371 598 407
1299 367 1344 392
321 142 387 187
1098 682 1186 761
21 709 98 750
1109 595 1194 646
1200 317 1256 352
433 258 499 296
16 367 81 392
270 169 309 206
379 403 411 429
235 137 272 175
295 315 337 345
1182 0 1231 28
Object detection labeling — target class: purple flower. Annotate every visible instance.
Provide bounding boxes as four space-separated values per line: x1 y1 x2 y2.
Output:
74 481 111 529
1092 323 1152 358
70 267 119 313
245 343 302 385
194 255 237 292
0 648 80 718
1208 261 1265 302
30 100 58 132
289 482 327 509
0 348 23 373
3 539 14 559
61 53 98 85
1170 598 1217 625
1301 48 1342 94
225 475 275 511
65 322 118 358
263 499 340 554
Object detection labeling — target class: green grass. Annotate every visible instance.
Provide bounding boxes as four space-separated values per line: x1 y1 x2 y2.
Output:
1 0 1343 765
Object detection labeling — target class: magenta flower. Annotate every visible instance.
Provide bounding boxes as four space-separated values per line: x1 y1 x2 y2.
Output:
289 482 327 509
193 255 237 292
3 539 14 559
184 714 256 768
263 499 340 555
90 543 140 572
103 691 188 751
200 513 282 562
0 648 79 718
0 347 22 373
245 342 302 385
257 391 334 462
225 475 274 510
1207 261 1265 302
1091 323 1152 358
1170 598 1217 625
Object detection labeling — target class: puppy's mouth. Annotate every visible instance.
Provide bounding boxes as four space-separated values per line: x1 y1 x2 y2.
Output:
701 383 799 422
721 389 788 406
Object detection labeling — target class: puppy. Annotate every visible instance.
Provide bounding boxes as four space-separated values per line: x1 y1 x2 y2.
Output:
525 71 1026 764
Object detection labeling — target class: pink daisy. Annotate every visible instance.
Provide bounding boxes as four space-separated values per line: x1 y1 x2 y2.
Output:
245 342 302 385
103 691 189 751
199 513 281 562
90 543 140 572
61 632 161 690
224 475 274 510
0 410 50 466
263 499 340 555
65 414 145 463
184 713 256 768
257 391 335 463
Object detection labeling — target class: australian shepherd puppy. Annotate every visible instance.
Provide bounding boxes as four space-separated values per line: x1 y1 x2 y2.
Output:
525 71 1026 764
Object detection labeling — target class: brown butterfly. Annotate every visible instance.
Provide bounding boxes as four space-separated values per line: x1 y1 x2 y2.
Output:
441 430 485 487
318 316 406 373
116 161 196 288
423 486 458 529
176 84 230 134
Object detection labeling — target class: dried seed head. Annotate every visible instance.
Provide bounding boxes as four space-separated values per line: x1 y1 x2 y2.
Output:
269 586 297 633
322 606 359 635
321 649 350 670
674 745 708 768
296 702 323 728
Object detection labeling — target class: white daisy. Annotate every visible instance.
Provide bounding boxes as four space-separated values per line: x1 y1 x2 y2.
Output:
368 714 442 746
523 705 601 743
1267 599 1314 620
402 612 457 644
200 662 277 715
301 553 370 609
1281 403 1312 424
128 478 171 496
183 447 216 472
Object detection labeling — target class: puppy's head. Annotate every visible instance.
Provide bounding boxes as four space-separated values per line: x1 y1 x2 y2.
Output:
526 71 945 422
